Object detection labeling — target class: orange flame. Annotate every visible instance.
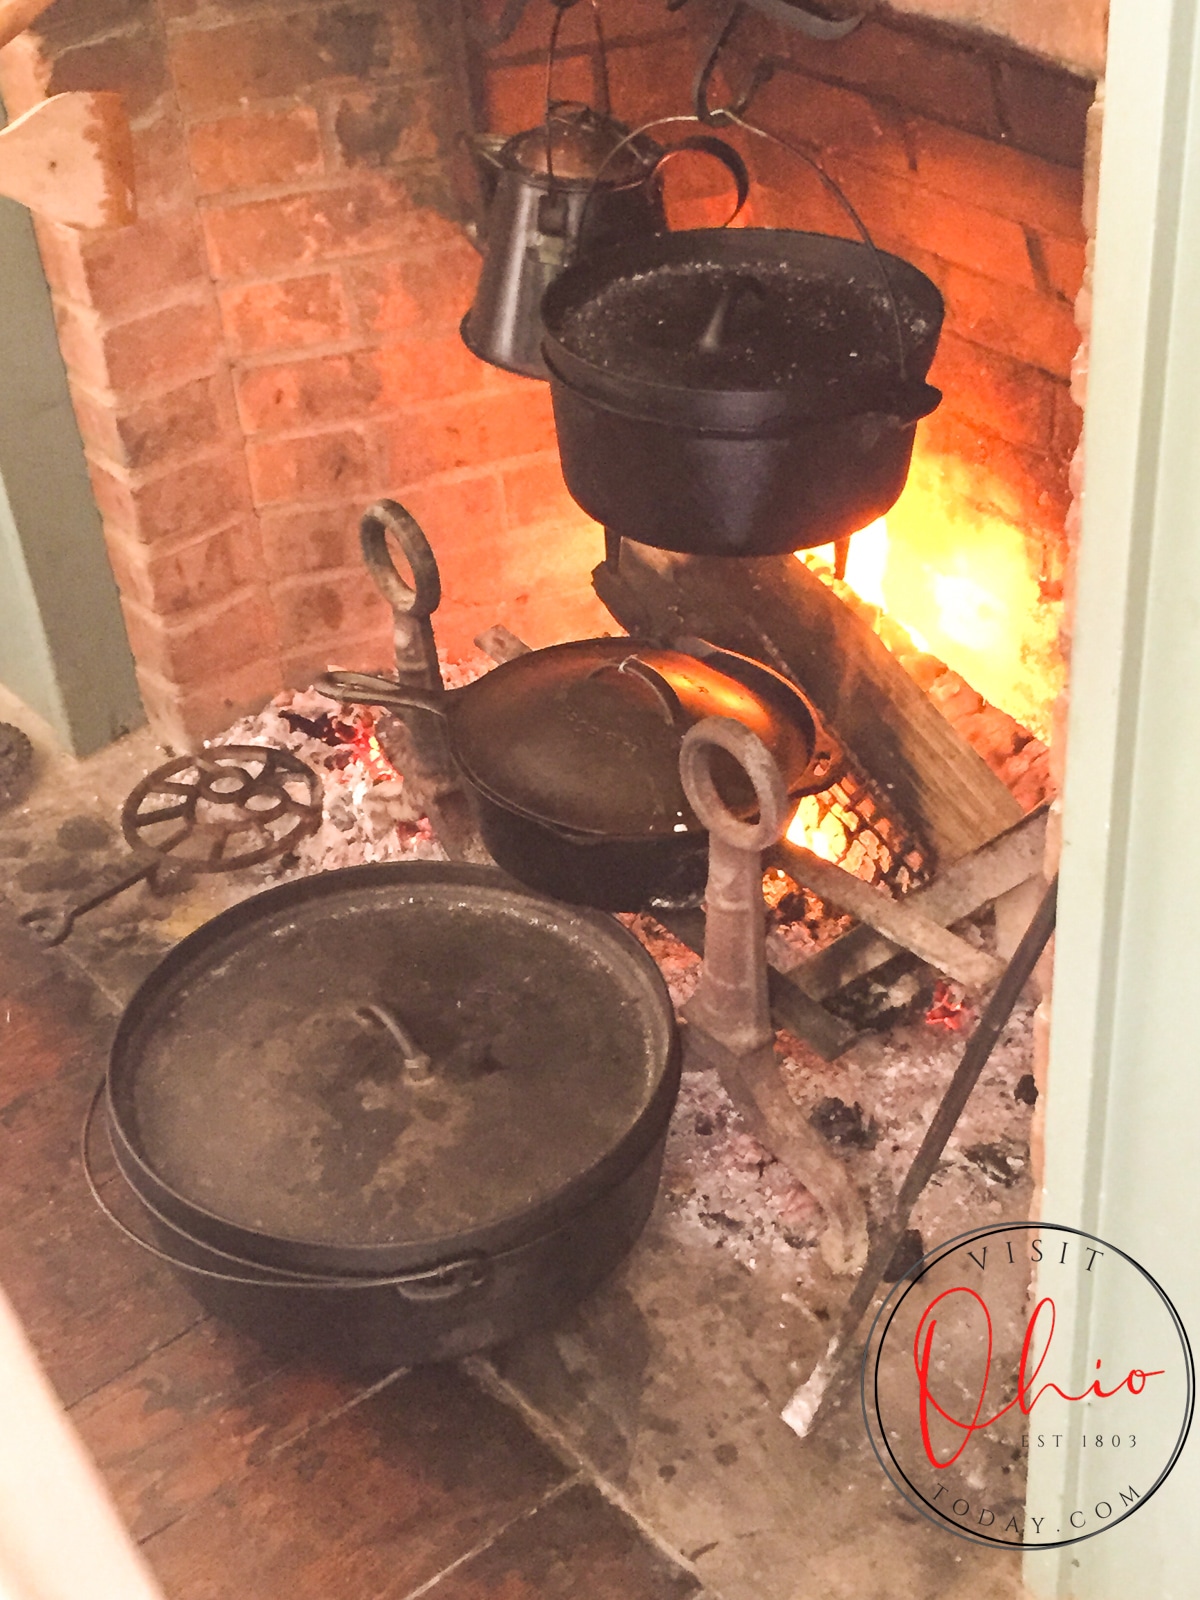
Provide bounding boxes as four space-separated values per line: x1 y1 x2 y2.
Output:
797 451 1063 744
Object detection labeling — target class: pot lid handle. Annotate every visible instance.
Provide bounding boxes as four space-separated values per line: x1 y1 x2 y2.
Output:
680 716 791 853
586 655 688 729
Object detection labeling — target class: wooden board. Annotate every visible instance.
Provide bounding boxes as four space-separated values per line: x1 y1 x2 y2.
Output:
0 93 135 229
593 540 1023 869
790 805 1049 1000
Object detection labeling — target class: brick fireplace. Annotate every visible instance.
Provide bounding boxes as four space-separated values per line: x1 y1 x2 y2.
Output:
0 0 1099 752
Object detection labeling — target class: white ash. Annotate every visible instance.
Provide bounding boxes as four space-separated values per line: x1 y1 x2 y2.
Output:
214 654 491 881
621 911 1035 1284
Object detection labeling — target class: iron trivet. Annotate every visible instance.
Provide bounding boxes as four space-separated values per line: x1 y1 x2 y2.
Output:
21 745 321 945
0 721 34 813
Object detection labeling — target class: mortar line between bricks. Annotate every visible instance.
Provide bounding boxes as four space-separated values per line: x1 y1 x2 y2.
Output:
83 441 247 492
393 1473 585 1600
463 1355 723 1599
483 26 689 70
104 514 256 561
52 281 225 335
176 71 445 112
229 338 524 382
194 156 447 213
197 239 484 293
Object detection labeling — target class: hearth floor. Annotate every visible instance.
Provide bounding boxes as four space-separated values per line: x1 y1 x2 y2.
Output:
0 697 1032 1600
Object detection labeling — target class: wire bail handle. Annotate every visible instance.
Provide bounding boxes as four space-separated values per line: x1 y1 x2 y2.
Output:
543 0 612 192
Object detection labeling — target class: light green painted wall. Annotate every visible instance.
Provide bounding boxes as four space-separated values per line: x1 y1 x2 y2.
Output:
0 133 143 755
1025 0 1200 1594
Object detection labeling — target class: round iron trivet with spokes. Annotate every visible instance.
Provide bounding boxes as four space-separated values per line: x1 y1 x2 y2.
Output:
21 745 323 946
121 745 322 871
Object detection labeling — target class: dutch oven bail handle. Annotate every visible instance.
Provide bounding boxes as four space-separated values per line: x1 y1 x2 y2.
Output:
81 1077 490 1298
579 117 751 238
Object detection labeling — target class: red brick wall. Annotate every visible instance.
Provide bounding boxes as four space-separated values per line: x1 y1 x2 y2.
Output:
0 0 1089 747
0 0 684 746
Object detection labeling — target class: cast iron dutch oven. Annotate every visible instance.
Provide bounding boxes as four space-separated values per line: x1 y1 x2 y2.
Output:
89 861 680 1371
316 636 837 911
539 226 945 556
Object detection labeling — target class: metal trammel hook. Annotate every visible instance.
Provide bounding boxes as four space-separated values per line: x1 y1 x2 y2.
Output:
692 0 871 127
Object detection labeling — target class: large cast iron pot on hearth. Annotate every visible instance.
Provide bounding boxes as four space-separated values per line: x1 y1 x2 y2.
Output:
539 227 945 556
88 862 680 1371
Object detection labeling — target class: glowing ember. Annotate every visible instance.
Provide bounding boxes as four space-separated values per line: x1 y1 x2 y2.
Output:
925 979 972 1031
350 721 401 785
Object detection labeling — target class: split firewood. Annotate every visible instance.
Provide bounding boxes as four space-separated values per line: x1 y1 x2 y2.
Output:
0 93 135 228
770 839 1004 989
787 805 1048 999
473 624 531 662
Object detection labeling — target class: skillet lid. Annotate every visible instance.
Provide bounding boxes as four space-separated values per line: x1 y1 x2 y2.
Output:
108 864 677 1264
449 638 820 837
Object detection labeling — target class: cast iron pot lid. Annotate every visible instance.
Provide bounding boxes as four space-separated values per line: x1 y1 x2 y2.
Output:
541 228 945 426
107 863 679 1270
450 638 816 838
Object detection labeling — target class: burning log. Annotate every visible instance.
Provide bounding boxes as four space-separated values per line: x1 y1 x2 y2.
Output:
592 538 1023 867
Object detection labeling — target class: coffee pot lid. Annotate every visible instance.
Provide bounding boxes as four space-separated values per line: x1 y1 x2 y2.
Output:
503 106 656 185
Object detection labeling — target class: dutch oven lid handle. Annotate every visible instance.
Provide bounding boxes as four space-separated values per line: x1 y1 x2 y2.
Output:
680 716 792 854
360 499 442 621
585 656 689 729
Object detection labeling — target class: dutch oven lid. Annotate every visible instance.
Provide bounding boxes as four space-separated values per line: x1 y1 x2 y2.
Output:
541 228 945 427
450 638 816 837
108 864 677 1264
503 107 655 185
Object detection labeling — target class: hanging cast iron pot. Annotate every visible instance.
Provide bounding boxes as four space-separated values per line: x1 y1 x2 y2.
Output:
538 121 945 555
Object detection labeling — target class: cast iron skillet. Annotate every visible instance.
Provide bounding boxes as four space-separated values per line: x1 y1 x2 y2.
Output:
315 501 839 911
316 637 837 911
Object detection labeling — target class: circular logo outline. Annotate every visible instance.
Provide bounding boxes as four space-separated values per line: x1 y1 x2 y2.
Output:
860 1221 1195 1550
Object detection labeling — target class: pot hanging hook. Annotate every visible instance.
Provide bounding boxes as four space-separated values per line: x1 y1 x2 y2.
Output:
693 0 872 127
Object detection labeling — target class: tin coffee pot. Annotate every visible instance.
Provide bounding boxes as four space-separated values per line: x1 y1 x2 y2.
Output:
460 3 747 378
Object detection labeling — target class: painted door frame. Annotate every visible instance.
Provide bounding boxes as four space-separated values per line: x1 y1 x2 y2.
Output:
1026 0 1200 1593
